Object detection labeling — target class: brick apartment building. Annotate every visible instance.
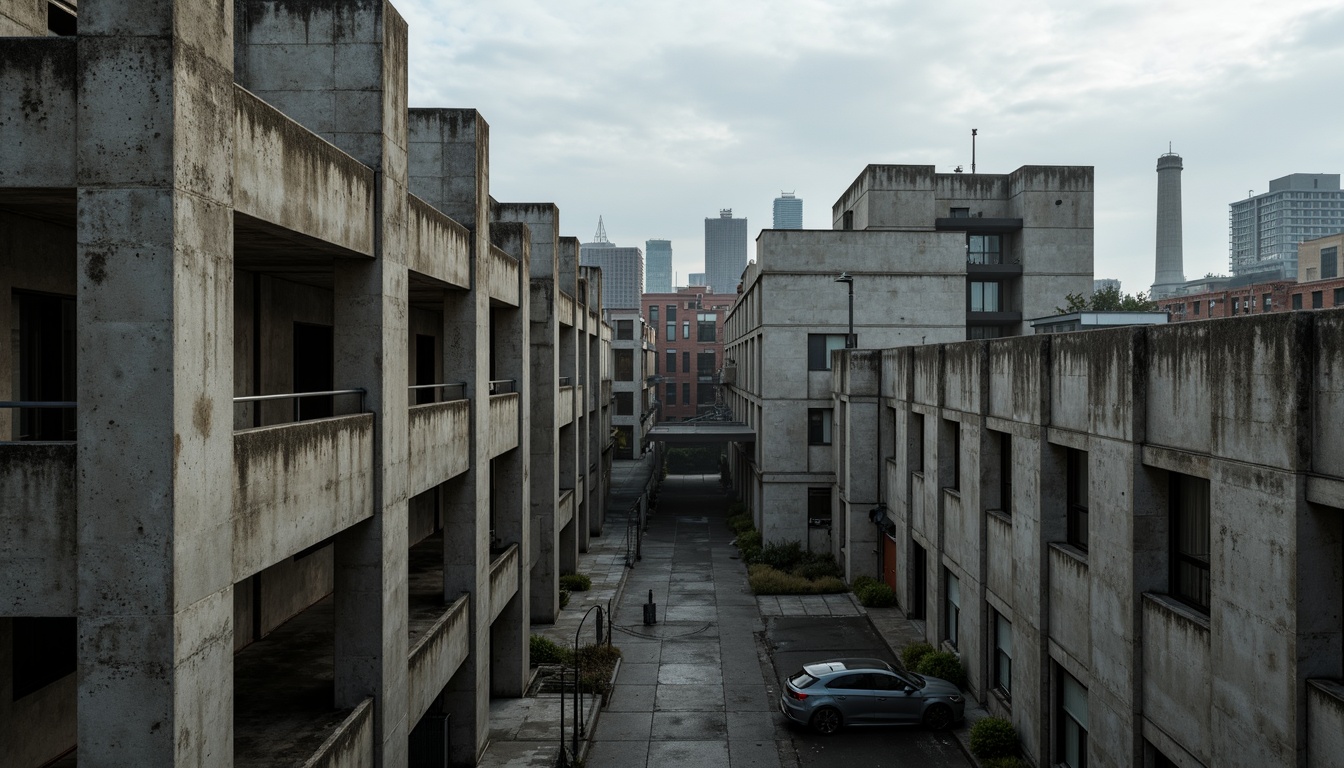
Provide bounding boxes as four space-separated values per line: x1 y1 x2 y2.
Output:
1160 232 1344 321
642 286 734 421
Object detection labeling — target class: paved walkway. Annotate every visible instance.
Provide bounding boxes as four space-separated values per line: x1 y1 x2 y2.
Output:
586 474 795 768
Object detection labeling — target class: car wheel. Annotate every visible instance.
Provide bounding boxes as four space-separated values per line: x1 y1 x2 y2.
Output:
923 703 953 730
810 706 843 735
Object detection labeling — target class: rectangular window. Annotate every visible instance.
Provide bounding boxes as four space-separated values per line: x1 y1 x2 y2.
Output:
807 334 848 371
697 312 717 342
682 382 690 405
945 571 961 648
616 319 633 340
911 412 925 473
807 487 833 528
842 210 854 230
15 292 77 440
993 609 1012 696
1067 448 1089 552
666 305 676 321
1335 287 1344 306
666 382 676 405
666 350 676 373
967 234 1002 265
944 419 961 491
1057 669 1089 768
1170 474 1211 612
1193 301 1201 315
1231 298 1239 315
808 408 833 445
697 351 715 373
1322 246 1338 279
666 323 675 342
999 431 1012 515
614 350 633 381
649 306 658 325
614 392 633 415
951 207 970 218
697 383 715 405
683 320 690 339
683 351 690 373
1292 293 1303 310
1312 290 1323 309
1263 293 1272 311
11 617 77 700
969 281 1001 312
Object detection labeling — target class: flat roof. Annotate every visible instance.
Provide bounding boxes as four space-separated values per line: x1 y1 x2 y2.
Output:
646 422 756 444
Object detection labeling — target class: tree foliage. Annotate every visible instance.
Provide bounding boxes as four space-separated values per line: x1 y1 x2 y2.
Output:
1056 286 1157 314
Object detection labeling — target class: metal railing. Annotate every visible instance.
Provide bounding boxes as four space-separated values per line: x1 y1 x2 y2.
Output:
488 379 516 395
558 376 573 387
408 381 468 403
233 389 366 422
0 401 77 409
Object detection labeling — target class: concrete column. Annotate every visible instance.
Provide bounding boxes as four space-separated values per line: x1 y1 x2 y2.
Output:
75 1 236 764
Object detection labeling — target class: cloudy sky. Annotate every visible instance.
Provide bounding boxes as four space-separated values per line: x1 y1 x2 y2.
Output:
398 0 1344 297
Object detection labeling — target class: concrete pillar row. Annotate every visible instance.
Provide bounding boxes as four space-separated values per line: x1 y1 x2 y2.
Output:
75 1 238 765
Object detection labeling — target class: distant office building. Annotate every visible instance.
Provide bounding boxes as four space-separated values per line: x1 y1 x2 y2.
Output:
705 209 748 294
643 288 735 421
687 272 707 287
773 192 803 229
645 239 672 294
1229 173 1344 280
580 217 643 309
1094 278 1121 293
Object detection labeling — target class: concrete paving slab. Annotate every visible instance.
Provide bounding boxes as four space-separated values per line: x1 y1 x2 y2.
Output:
655 683 724 712
651 710 728 740
659 662 723 685
592 711 653 740
585 739 649 768
606 684 656 712
729 739 787 768
617 662 660 685
725 684 774 712
647 740 731 764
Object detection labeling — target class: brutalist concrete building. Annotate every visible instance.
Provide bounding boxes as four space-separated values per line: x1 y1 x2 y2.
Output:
723 164 1092 552
0 2 612 766
830 311 1344 768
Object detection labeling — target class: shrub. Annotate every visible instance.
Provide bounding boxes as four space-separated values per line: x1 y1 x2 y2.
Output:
559 588 571 609
852 575 879 592
575 643 623 696
900 642 935 670
748 564 849 595
915 651 967 689
970 717 1019 759
735 529 763 563
560 573 592 592
855 582 897 608
981 758 1027 768
727 501 747 517
726 513 754 534
530 634 572 665
758 541 808 572
792 559 842 581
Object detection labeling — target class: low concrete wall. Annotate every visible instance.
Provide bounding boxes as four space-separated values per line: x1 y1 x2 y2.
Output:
489 544 520 624
1308 680 1344 768
1141 595 1211 765
302 697 374 768
233 415 375 581
0 38 76 187
488 393 520 458
486 245 521 306
407 195 471 289
0 443 76 614
557 290 576 327
1314 313 1344 478
407 596 470 726
985 512 1012 604
558 488 575 529
558 385 575 426
407 399 471 498
233 87 375 257
1047 544 1090 664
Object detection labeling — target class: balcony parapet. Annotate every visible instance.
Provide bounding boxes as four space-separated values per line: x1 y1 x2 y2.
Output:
486 244 521 306
558 488 575 528
408 399 471 497
304 697 374 768
407 595 470 726
559 385 575 426
488 392 520 458
489 544 520 623
0 442 76 614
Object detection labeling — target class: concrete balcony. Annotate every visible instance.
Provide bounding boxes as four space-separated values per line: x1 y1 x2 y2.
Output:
489 544 520 623
485 245 520 306
407 399 471 498
558 488 575 529
557 290 576 327
233 414 375 581
488 393 520 458
559 385 575 426
0 442 76 614
406 195 471 289
407 594 470 727
0 38 77 187
1308 680 1344 766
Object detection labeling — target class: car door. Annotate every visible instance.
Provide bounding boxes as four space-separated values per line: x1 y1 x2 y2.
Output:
825 673 877 723
874 671 924 723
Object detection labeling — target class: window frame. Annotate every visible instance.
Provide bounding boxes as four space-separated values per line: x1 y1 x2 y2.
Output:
992 609 1012 697
1066 448 1089 552
807 408 833 446
1056 668 1089 768
1169 473 1211 613
944 570 961 649
807 333 848 371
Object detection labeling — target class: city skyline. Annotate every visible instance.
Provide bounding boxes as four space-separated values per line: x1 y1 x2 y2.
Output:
399 0 1344 304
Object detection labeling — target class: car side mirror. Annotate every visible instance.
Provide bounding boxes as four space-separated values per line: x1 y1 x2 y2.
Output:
903 685 915 694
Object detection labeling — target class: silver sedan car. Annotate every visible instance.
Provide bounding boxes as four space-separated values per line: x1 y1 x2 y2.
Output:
778 657 965 734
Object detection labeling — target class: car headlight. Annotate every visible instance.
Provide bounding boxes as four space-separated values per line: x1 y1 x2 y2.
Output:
948 695 963 703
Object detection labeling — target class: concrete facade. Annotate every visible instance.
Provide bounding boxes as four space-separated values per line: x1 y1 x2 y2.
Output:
723 164 1092 552
830 309 1344 768
0 2 611 766
1229 173 1344 280
608 309 656 459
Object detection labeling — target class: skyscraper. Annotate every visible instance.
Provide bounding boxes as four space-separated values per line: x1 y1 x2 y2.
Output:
645 239 672 294
1229 173 1344 280
1151 151 1185 299
705 209 747 295
580 217 643 309
773 191 802 229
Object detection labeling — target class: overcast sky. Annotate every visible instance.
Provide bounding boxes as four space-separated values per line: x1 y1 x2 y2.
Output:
398 0 1344 297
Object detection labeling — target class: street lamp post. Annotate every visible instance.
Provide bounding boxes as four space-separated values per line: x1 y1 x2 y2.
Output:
835 272 854 348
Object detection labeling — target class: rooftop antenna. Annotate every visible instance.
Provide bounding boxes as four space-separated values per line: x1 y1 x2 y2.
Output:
971 129 978 174
594 216 609 244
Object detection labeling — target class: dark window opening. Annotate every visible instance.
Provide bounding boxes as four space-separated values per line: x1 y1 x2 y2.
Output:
12 616 76 700
616 320 633 340
944 570 960 648
614 392 633 416
614 350 633 381
1170 474 1211 613
1292 293 1303 310
999 431 1012 515
807 334 847 371
697 351 715 373
1057 669 1089 768
808 408 832 445
1067 448 1089 552
682 382 690 405
682 351 690 373
414 334 437 405
807 487 832 528
993 609 1012 696
1312 291 1323 309
16 291 77 440
696 383 715 406
842 210 854 230
666 350 676 373
911 412 925 473
293 322 334 420
1322 246 1338 279
47 3 77 36
665 383 676 405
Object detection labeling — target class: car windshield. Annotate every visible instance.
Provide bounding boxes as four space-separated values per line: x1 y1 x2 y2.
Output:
896 670 927 689
789 671 819 689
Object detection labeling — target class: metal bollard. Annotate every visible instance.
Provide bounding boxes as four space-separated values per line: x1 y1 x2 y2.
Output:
642 589 658 625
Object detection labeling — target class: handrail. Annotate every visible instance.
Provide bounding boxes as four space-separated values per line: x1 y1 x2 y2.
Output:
558 376 573 387
409 381 468 402
488 379 517 395
0 401 77 409
232 388 366 421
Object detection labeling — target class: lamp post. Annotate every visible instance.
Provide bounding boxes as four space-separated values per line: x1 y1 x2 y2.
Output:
835 272 854 348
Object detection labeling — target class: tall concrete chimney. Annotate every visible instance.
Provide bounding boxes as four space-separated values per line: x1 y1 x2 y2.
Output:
1152 150 1185 298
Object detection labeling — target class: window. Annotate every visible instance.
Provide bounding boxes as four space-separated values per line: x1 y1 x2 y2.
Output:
697 313 717 342
808 408 833 445
969 281 1001 312
1263 293 1272 311
911 412 925 473
945 570 961 648
697 351 715 373
998 431 1012 515
807 487 832 528
1170 474 1211 612
1335 287 1344 306
616 319 633 340
682 382 690 404
614 392 633 415
968 326 1002 340
666 350 676 373
1312 291 1323 309
15 292 77 440
992 609 1012 696
649 306 658 325
968 234 1002 264
1292 293 1303 310
1193 301 1201 315
666 383 676 405
808 334 847 371
1067 448 1089 552
11 617 77 700
944 419 960 491
842 210 854 230
614 350 633 381
1231 298 1239 315
666 323 675 342
683 351 690 373
683 320 690 339
1057 669 1089 768
951 207 970 218
1323 246 1338 279
697 383 715 405
666 305 676 322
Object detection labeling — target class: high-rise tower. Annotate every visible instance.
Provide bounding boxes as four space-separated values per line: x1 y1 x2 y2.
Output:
580 217 643 309
773 192 802 229
705 209 747 294
645 239 672 294
1152 150 1185 299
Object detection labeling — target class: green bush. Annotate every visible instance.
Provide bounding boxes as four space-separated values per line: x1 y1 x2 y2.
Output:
575 643 623 696
665 446 720 473
970 717 1019 758
758 541 809 572
735 529 763 563
530 634 572 665
560 573 592 592
726 513 754 534
981 758 1027 768
916 651 967 689
559 588 571 609
852 575 879 592
855 582 897 608
900 642 935 670
792 559 842 581
727 501 747 517
748 564 848 595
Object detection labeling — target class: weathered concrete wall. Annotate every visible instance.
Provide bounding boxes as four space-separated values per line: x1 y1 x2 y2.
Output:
1307 681 1344 768
232 414 375 580
1142 596 1212 765
0 443 76 615
486 244 520 306
0 0 47 35
407 399 470 498
406 194 470 289
488 544 520 624
407 595 470 727
1315 312 1344 478
0 39 77 187
306 697 375 768
488 392 520 458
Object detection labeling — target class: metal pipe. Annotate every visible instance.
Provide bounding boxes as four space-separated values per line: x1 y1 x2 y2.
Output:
0 401 77 409
231 388 366 403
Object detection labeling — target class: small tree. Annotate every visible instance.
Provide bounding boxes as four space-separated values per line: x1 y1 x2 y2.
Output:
1056 286 1156 314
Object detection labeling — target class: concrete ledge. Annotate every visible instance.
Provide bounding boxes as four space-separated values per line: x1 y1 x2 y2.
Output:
301 697 374 768
559 385 575 426
407 595 470 726
558 488 575 529
488 393 520 458
490 544 521 623
407 194 471 289
0 442 77 614
486 244 521 306
557 290 576 328
1306 474 1344 510
407 399 471 497
1308 679 1344 767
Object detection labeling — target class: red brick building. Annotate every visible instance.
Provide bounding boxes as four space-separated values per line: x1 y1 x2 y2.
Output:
1159 277 1344 321
641 286 734 420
